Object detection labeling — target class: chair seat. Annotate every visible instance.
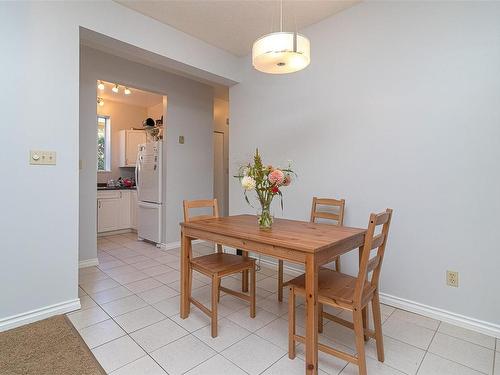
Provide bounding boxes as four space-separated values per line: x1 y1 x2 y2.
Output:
191 253 254 275
285 268 375 305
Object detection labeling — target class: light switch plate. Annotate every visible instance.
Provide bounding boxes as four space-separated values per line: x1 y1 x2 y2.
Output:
30 150 57 165
179 136 185 144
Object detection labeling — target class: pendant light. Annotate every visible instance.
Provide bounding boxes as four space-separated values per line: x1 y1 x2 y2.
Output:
112 84 119 93
252 0 310 74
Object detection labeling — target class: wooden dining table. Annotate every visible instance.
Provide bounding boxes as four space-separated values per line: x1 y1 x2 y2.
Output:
180 214 366 375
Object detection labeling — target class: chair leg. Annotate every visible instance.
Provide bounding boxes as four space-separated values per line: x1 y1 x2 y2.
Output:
335 256 341 272
211 275 219 338
353 308 368 375
250 265 256 318
217 279 221 303
372 291 385 362
318 303 323 333
241 251 249 292
187 265 193 304
288 287 296 359
362 306 369 342
216 244 223 253
278 260 284 302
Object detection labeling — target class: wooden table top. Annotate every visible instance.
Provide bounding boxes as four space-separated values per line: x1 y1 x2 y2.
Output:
181 214 365 253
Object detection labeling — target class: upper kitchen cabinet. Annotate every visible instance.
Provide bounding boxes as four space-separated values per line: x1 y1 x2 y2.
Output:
119 129 146 167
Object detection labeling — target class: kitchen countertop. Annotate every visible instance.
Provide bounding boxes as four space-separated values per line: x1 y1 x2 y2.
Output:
97 186 137 191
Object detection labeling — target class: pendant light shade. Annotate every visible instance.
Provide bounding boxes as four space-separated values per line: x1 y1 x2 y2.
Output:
252 31 310 74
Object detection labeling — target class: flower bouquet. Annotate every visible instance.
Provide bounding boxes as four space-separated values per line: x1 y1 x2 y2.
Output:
235 149 295 230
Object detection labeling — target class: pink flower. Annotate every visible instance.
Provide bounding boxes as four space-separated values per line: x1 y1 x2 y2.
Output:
268 169 285 185
283 174 292 186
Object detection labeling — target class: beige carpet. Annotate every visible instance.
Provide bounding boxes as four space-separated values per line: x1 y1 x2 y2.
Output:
0 315 106 375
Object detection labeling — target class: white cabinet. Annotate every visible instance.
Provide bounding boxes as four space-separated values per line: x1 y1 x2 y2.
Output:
130 190 138 230
97 190 132 233
119 130 146 167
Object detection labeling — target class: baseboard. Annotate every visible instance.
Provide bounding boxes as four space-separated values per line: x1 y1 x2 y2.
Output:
256 256 500 339
380 293 500 338
97 229 133 237
159 239 205 251
0 299 81 333
79 258 99 268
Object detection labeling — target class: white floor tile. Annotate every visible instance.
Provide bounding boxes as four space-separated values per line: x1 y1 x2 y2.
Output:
142 265 174 277
79 295 98 310
90 286 134 304
101 295 148 317
114 306 166 333
321 321 357 350
256 318 295 351
438 322 496 349
152 295 180 317
418 352 486 375
167 278 207 292
78 287 87 297
170 309 211 332
137 285 178 304
296 335 351 375
151 335 216 375
383 315 435 350
153 269 180 284
131 259 162 270
91 336 145 373
98 259 126 271
103 265 138 277
222 334 286 375
428 332 494 374
365 335 425 375
122 255 151 265
262 355 329 375
129 318 187 353
226 307 278 332
341 356 405 375
185 354 247 375
390 309 440 331
67 306 109 330
80 277 120 294
257 276 279 293
79 319 126 349
259 295 290 316
193 317 251 352
110 356 167 375
124 277 163 293
111 270 149 284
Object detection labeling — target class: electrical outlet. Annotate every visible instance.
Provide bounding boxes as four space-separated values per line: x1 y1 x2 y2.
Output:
446 270 459 287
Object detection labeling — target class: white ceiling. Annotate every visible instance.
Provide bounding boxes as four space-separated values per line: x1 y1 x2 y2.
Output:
97 80 163 107
115 1 360 57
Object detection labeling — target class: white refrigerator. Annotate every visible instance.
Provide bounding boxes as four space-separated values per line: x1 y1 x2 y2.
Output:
135 141 162 244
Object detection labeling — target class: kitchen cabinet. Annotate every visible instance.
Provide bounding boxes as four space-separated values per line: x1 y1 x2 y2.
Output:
97 190 131 233
119 130 146 167
130 190 138 230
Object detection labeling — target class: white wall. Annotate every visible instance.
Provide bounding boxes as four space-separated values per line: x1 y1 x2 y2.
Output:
147 102 164 121
214 97 230 215
80 46 214 262
230 1 500 330
0 1 237 330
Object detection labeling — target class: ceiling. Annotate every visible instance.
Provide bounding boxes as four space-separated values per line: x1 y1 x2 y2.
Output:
97 80 163 107
115 1 360 57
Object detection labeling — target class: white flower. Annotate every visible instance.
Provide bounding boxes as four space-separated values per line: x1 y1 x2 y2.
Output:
241 176 256 191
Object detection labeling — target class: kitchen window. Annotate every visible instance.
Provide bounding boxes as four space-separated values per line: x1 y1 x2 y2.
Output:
97 115 111 172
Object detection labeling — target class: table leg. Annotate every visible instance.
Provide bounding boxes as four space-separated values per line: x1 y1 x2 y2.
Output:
241 250 249 292
180 231 192 318
305 254 319 375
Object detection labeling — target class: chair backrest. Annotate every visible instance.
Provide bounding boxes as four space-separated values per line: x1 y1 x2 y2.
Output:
354 208 393 305
310 197 345 226
183 199 219 223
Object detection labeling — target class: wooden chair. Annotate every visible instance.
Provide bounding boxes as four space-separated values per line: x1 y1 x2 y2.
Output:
287 209 393 375
277 197 345 302
183 199 256 338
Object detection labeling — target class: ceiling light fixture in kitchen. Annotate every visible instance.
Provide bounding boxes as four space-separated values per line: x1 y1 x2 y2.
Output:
124 87 132 95
252 0 310 74
97 97 104 106
97 80 105 90
112 84 119 93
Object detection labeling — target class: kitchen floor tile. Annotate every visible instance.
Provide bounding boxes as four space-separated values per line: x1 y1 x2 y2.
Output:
79 295 98 310
110 356 167 375
152 295 180 317
137 285 178 304
185 354 247 375
390 309 440 331
130 318 189 352
193 317 251 352
114 306 166 333
383 315 436 350
262 355 329 375
142 265 174 277
101 294 148 317
80 277 120 294
90 286 133 304
79 319 126 349
111 270 149 284
91 336 145 373
153 269 180 284
341 356 405 375
151 335 216 375
225 307 278 332
438 322 496 349
418 352 485 375
124 277 163 293
428 332 494 374
67 306 109 330
170 309 211 332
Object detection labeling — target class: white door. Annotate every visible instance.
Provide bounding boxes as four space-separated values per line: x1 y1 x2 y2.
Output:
97 198 120 232
213 132 226 216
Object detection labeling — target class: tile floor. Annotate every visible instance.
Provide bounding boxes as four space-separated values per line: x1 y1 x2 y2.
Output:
69 233 499 375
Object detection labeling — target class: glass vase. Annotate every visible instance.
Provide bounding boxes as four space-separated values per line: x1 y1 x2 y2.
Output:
258 205 273 230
